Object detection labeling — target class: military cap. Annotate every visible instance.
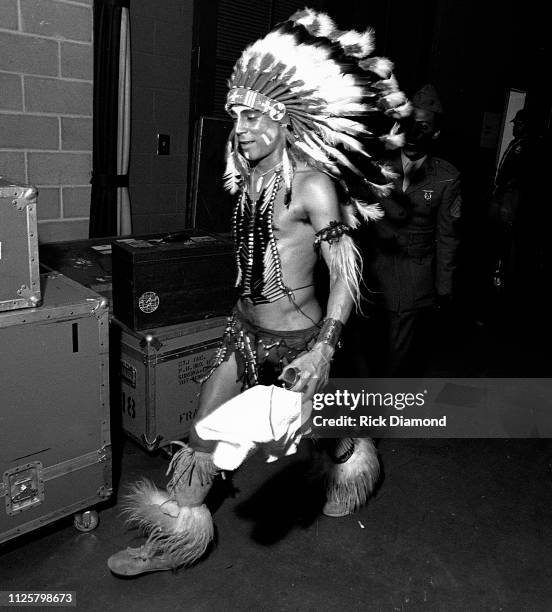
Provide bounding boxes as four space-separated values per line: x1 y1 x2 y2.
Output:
411 84 444 114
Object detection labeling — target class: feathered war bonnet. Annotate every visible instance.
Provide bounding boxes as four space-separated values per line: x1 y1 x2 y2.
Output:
223 8 411 225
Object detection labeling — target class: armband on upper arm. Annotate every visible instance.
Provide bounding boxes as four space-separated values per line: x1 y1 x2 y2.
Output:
314 220 350 247
313 220 362 309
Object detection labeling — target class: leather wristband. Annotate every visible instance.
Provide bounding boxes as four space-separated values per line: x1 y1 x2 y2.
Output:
317 318 343 349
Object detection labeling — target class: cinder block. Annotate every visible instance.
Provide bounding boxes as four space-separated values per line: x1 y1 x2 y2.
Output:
151 155 187 185
154 20 189 58
129 183 178 215
0 32 58 76
36 186 61 220
21 0 92 42
131 214 150 235
130 121 156 156
154 91 189 126
0 0 18 30
129 155 152 185
0 151 26 183
131 86 154 122
131 0 184 22
131 16 154 54
28 152 91 184
61 42 93 80
25 77 92 115
38 219 89 244
61 117 92 151
62 186 90 218
133 52 187 91
0 73 23 110
0 114 59 150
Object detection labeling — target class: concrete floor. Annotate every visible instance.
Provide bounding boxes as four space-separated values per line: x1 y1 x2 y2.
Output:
1 315 552 611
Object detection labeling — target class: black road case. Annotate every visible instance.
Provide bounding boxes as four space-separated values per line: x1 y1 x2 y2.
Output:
0 272 112 544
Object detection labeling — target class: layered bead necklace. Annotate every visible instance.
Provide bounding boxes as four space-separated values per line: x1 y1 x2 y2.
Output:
232 163 289 304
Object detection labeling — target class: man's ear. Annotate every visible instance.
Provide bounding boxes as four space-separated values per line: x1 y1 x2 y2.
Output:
432 129 441 140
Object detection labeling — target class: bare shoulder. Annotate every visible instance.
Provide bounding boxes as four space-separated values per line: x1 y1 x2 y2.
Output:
294 167 335 193
292 167 338 215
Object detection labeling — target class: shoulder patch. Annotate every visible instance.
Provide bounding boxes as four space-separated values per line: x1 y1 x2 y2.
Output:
450 195 462 219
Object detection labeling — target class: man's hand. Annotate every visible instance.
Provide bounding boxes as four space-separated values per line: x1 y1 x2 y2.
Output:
278 343 334 402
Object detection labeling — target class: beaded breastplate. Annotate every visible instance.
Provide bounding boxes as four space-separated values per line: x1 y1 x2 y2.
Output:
233 172 289 304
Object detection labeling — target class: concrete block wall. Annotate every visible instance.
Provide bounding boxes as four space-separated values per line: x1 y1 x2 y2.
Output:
0 0 93 243
129 0 193 234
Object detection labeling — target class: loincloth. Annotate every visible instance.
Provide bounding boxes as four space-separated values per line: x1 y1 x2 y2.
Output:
200 309 320 390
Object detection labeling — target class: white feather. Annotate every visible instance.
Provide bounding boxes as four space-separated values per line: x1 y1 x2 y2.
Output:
388 101 412 118
306 132 363 176
378 74 399 93
292 9 337 39
379 122 405 150
323 117 368 136
312 13 336 38
295 140 332 165
366 180 393 197
384 91 407 107
223 145 239 194
379 164 399 180
329 234 362 308
360 57 394 78
380 132 405 150
354 200 384 222
282 147 293 191
337 29 375 58
341 203 360 229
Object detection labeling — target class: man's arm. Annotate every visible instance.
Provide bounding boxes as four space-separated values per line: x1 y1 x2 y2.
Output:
436 175 462 297
280 171 357 398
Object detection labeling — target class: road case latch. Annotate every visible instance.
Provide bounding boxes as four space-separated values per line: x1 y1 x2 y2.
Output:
3 462 45 515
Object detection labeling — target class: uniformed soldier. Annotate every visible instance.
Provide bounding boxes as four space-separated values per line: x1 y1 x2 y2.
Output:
488 108 531 294
363 84 462 376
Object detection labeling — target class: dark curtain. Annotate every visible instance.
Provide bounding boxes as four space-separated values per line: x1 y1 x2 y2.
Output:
90 0 130 238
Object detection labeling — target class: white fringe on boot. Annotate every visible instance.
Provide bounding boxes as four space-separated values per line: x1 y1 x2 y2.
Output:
123 479 214 569
322 438 380 514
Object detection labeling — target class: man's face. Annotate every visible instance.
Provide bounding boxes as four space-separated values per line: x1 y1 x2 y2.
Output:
228 105 284 163
402 107 440 160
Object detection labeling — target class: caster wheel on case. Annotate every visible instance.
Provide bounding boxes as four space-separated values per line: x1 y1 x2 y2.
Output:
74 510 99 532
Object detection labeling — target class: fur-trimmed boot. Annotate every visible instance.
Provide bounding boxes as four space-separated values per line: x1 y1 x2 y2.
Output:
321 438 379 517
107 444 217 576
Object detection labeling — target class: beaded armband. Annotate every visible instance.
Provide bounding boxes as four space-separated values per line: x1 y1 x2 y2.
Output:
316 318 344 349
314 220 350 247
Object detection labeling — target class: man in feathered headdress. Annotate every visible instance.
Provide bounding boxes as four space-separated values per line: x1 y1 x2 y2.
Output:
108 8 409 576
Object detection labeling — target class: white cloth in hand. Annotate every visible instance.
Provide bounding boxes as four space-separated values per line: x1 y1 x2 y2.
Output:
194 385 303 470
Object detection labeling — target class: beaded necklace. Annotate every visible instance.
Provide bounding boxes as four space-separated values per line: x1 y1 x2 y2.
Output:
232 169 289 304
